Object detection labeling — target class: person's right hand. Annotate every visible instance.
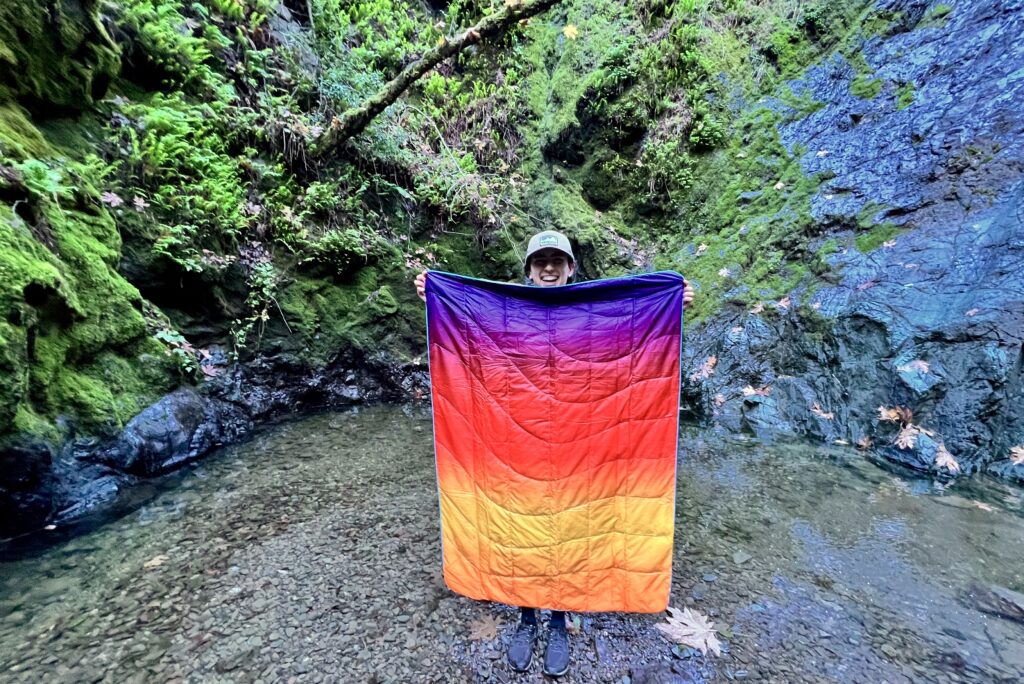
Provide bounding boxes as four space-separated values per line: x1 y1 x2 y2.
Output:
414 270 427 302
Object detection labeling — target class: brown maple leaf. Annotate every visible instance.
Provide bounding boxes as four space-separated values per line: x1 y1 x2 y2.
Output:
893 424 919 450
750 302 765 315
656 607 722 656
776 296 791 309
810 403 834 420
934 444 960 474
690 356 718 382
468 614 501 640
857 435 874 450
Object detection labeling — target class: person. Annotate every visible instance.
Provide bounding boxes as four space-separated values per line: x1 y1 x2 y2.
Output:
414 230 694 676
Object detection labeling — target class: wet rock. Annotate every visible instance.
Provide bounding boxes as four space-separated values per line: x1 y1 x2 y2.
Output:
0 440 55 537
683 0 1024 481
965 584 1024 624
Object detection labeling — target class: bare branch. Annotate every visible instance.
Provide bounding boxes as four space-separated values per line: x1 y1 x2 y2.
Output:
310 0 564 158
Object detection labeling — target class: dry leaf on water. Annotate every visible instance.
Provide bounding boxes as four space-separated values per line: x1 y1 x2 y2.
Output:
934 444 961 474
143 555 169 570
965 308 980 317
1009 446 1024 465
656 607 722 657
468 614 501 640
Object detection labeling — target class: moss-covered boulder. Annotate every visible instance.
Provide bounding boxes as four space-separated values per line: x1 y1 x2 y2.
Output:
0 0 120 112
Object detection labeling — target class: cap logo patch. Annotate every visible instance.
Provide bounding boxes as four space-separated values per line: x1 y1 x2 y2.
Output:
539 236 559 246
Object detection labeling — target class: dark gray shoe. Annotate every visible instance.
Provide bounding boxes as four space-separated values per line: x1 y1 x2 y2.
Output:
507 622 537 672
543 626 570 677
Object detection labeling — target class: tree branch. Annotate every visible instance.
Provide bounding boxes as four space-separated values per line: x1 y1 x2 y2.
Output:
309 0 564 158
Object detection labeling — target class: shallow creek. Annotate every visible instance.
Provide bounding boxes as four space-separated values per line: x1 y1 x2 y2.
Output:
1 406 1022 682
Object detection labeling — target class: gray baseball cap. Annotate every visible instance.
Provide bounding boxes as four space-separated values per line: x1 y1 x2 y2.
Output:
524 230 574 270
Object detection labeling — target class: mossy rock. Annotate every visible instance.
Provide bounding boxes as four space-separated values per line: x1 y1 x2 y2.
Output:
0 0 120 113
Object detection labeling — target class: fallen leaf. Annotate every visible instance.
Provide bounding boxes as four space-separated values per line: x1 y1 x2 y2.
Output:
897 359 930 374
468 614 501 640
730 326 743 334
877 406 913 424
656 607 722 656
934 444 961 474
689 356 717 382
1010 446 1024 465
132 196 149 211
101 191 124 207
695 243 708 256
144 555 169 570
810 403 834 420
965 308 980 317
718 267 732 278
562 24 579 40
750 302 764 315
776 295 791 309
971 501 993 512
856 280 877 292
742 385 771 397
200 365 223 377
714 393 726 406
816 150 829 157
893 424 919 450
566 615 583 635
857 435 874 450
882 239 897 248
811 301 822 310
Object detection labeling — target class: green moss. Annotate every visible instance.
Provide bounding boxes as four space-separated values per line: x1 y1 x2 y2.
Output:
855 222 902 253
919 3 953 28
851 75 883 99
0 0 120 110
896 82 915 110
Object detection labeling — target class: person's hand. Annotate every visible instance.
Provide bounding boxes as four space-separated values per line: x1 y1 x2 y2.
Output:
415 270 427 302
683 279 694 306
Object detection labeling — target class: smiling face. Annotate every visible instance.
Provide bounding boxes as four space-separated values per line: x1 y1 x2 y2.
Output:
527 247 575 287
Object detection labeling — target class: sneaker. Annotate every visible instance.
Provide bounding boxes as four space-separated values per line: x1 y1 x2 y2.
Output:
543 626 570 677
507 622 537 672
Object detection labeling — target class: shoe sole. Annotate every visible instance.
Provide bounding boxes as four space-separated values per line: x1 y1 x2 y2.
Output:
542 663 569 677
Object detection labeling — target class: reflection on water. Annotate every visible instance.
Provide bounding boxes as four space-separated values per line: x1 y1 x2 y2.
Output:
1 408 1022 682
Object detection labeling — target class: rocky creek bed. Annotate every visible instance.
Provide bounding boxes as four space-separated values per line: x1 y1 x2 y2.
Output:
1 405 1022 683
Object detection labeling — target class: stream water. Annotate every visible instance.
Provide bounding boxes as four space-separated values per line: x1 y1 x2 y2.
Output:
1 406 1022 683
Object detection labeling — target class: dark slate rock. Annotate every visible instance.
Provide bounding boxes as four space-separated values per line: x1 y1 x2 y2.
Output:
0 441 55 538
685 0 1024 479
95 388 252 476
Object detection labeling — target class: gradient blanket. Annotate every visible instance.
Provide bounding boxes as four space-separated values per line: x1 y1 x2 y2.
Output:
426 271 684 613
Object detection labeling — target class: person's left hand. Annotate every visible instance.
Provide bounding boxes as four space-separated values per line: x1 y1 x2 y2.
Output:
683 279 694 306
